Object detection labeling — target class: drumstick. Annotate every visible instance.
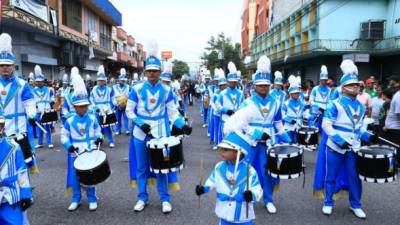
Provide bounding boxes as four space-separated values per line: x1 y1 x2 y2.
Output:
198 153 204 208
377 137 399 149
35 121 47 134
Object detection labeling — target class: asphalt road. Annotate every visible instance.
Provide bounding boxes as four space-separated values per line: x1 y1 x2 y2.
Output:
29 102 400 225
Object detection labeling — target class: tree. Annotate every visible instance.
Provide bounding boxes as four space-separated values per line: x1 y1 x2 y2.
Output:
172 59 190 80
201 33 244 77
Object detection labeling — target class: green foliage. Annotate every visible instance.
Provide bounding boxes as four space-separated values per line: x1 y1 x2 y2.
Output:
201 33 244 76
172 59 190 80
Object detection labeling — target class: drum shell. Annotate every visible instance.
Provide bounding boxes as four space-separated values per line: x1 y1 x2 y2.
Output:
41 110 58 124
266 145 303 179
356 145 397 183
74 154 111 186
99 113 117 127
297 127 319 146
147 141 184 173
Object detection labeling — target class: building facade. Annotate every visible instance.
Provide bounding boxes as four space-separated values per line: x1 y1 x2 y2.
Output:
1 0 144 81
246 0 400 84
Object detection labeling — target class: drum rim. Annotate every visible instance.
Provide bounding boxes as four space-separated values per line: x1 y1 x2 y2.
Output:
359 174 397 183
268 144 304 158
357 144 397 158
298 126 319 134
146 136 182 149
269 171 303 179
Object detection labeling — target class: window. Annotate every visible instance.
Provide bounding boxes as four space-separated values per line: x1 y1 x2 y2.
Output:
62 0 82 32
85 8 97 40
99 20 111 50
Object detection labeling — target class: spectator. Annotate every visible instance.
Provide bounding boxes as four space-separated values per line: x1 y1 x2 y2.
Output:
370 85 385 133
364 78 377 98
357 81 372 117
380 88 393 127
383 86 400 165
387 75 399 92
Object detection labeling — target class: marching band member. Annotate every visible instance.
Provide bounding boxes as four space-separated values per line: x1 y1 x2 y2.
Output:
61 67 103 212
207 72 218 139
113 68 130 135
90 65 115 148
61 77 76 124
196 132 263 225
224 55 291 214
131 73 140 87
211 69 227 150
199 70 211 128
270 71 286 105
32 65 54 149
0 112 33 225
28 72 35 89
0 33 38 171
282 75 306 143
126 43 192 214
313 60 379 219
216 62 244 142
309 65 331 129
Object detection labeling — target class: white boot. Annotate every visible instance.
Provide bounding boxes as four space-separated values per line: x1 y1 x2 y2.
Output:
109 143 115 148
68 202 80 211
134 200 146 212
322 205 333 215
162 202 172 214
350 207 366 219
265 202 277 214
89 202 98 211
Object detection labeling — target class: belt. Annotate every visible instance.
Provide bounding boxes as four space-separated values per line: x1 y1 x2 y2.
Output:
137 114 164 120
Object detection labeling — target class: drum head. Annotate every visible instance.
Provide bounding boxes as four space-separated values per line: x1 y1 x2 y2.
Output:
269 144 303 158
147 136 181 149
74 150 107 170
298 126 318 134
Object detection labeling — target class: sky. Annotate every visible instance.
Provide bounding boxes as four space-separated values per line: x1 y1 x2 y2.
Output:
112 0 244 70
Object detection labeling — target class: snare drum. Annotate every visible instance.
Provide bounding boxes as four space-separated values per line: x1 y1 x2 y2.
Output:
12 134 33 163
99 112 117 128
297 126 319 150
74 150 111 185
147 136 184 174
41 109 58 125
267 144 304 179
356 145 397 183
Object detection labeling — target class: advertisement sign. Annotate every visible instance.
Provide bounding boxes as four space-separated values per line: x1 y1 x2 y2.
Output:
161 51 173 60
11 0 48 22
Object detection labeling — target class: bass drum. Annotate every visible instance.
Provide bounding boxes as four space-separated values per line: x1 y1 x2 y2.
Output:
74 150 111 185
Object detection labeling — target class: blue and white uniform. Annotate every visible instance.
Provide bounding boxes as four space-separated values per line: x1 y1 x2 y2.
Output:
0 136 32 225
32 82 54 147
270 71 286 105
224 56 291 206
112 68 130 134
126 54 186 205
90 66 115 146
309 66 331 129
313 60 375 216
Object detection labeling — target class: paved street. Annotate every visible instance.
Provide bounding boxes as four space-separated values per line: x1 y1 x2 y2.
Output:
29 102 399 225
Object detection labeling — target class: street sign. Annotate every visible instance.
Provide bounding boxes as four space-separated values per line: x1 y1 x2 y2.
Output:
342 53 370 63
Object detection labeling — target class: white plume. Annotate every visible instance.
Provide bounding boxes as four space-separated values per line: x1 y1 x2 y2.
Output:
62 73 68 81
120 68 126 75
274 71 282 79
227 61 237 74
257 55 271 74
71 67 87 96
85 74 91 80
288 75 301 88
237 70 241 78
321 65 328 74
28 72 34 80
218 68 226 80
97 65 105 75
296 76 301 86
340 60 358 75
133 73 138 80
34 65 42 76
0 33 12 54
163 60 173 74
147 40 158 57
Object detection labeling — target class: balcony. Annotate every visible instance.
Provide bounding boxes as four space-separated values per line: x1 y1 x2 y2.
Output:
117 52 128 62
127 36 135 46
82 0 121 26
250 38 400 64
116 28 127 41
